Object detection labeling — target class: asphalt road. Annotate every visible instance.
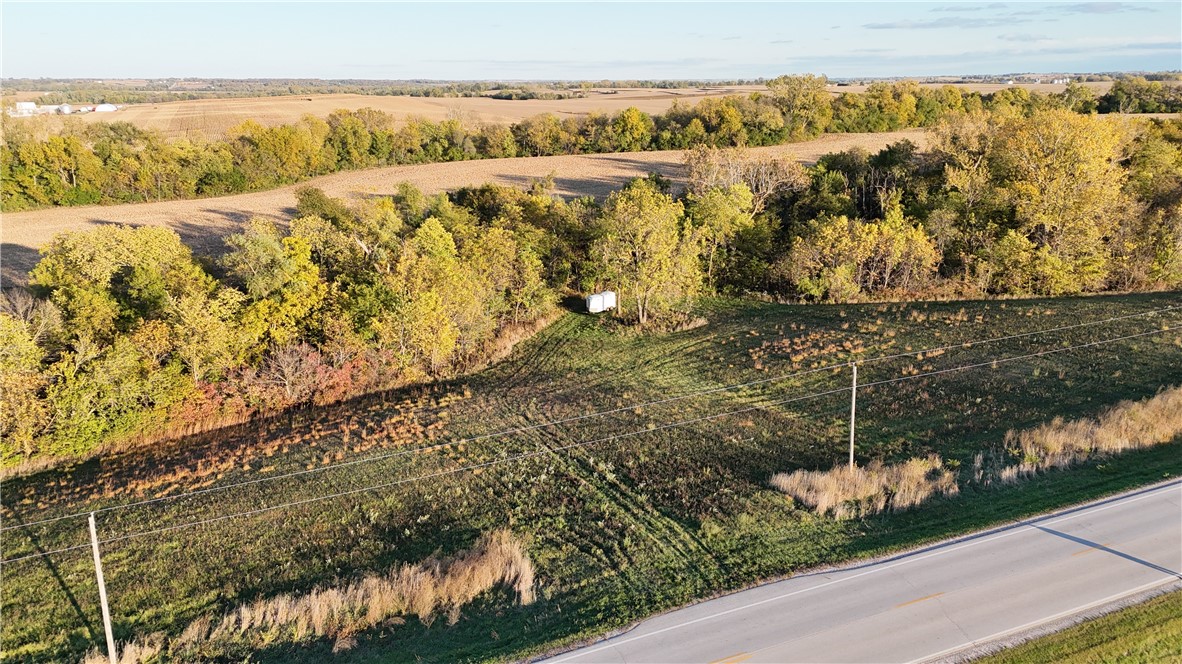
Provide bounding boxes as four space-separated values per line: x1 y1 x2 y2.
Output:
542 480 1182 664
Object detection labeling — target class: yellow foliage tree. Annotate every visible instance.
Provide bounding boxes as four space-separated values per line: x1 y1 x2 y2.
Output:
995 109 1132 293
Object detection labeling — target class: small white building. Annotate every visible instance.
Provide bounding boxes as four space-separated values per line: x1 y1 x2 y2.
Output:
586 290 617 314
95 103 117 113
10 102 37 117
57 104 73 115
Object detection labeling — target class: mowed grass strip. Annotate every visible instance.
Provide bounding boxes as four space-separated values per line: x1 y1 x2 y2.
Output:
2 293 1181 662
977 589 1182 664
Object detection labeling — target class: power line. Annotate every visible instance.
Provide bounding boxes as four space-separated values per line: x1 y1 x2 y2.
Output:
3 322 1176 566
6 302 1178 534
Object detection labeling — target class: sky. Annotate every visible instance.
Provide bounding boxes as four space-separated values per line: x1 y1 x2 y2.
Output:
2 1 1179 80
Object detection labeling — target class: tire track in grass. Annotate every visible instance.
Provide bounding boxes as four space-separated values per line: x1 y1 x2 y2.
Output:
536 418 724 601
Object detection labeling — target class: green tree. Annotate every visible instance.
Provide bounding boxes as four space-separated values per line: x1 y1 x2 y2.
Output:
610 107 656 152
169 288 244 384
595 179 702 325
687 184 755 286
995 109 1129 292
223 219 327 351
766 74 834 139
29 225 215 341
0 315 49 462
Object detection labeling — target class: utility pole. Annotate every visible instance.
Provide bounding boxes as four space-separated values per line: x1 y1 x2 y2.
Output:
88 513 117 664
849 362 857 469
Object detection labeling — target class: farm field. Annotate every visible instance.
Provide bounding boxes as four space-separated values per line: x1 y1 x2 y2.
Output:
0 129 927 287
15 81 1130 140
23 87 769 139
2 292 1181 662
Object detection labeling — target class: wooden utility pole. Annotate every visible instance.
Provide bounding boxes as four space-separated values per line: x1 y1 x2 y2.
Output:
849 362 857 469
88 513 117 664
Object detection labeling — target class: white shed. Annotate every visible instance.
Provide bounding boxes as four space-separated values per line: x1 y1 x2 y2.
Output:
57 104 73 115
10 102 37 117
95 103 117 113
585 290 617 314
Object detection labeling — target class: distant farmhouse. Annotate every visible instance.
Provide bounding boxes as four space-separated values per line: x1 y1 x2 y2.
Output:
5 101 120 117
11 101 38 117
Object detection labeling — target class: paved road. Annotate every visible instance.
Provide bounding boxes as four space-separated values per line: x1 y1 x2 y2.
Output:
543 481 1182 663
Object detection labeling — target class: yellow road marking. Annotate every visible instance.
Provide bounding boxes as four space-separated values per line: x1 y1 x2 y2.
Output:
895 591 944 608
1072 542 1114 556
708 653 753 664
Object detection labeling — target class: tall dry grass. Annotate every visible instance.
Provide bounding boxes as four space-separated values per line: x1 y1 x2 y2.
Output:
770 454 958 519
81 529 534 663
999 385 1182 482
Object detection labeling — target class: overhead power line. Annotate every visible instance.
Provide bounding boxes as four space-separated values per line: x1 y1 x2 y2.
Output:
2 322 1176 566
5 302 1179 534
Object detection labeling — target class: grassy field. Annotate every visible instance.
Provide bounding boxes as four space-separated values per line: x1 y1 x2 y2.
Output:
0 129 926 287
978 589 1182 663
2 292 1182 662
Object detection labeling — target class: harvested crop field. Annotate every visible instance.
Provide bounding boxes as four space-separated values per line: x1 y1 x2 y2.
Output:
26 87 768 140
0 129 927 287
16 81 1141 140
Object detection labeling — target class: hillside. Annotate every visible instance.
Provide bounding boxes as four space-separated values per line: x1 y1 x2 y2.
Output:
0 130 926 287
3 293 1181 662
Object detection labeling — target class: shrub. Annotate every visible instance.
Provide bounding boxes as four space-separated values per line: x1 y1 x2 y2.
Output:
81 529 535 661
770 454 958 519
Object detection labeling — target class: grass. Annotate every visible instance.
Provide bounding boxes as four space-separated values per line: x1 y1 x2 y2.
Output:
976 589 1182 663
2 292 1182 662
998 385 1182 480
81 530 534 662
770 454 958 518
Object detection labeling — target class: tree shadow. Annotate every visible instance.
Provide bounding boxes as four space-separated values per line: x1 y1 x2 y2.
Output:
2 510 97 642
1 242 42 288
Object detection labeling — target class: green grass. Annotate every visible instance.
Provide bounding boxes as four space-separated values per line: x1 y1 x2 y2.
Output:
2 292 1182 662
977 589 1182 663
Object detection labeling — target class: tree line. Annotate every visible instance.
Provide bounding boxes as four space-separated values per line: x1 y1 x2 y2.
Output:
5 76 1180 212
3 110 1180 466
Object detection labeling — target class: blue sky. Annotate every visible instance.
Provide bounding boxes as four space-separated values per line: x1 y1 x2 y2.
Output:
2 2 1179 80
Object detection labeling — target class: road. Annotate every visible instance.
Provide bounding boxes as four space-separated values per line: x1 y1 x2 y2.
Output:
542 480 1182 663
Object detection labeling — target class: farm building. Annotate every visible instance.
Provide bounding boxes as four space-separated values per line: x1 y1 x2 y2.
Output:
9 102 38 117
95 103 118 113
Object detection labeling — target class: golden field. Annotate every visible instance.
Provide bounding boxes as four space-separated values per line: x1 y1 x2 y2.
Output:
14 81 1124 140
0 130 927 286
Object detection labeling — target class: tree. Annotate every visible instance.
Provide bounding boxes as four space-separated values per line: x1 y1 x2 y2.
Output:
45 323 190 455
610 107 656 152
169 288 244 384
782 200 939 302
687 184 755 286
223 219 327 350
29 225 215 341
766 74 833 139
261 342 327 406
994 109 1130 293
594 179 702 325
1061 82 1099 114
0 315 49 461
684 145 808 212
513 114 564 156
